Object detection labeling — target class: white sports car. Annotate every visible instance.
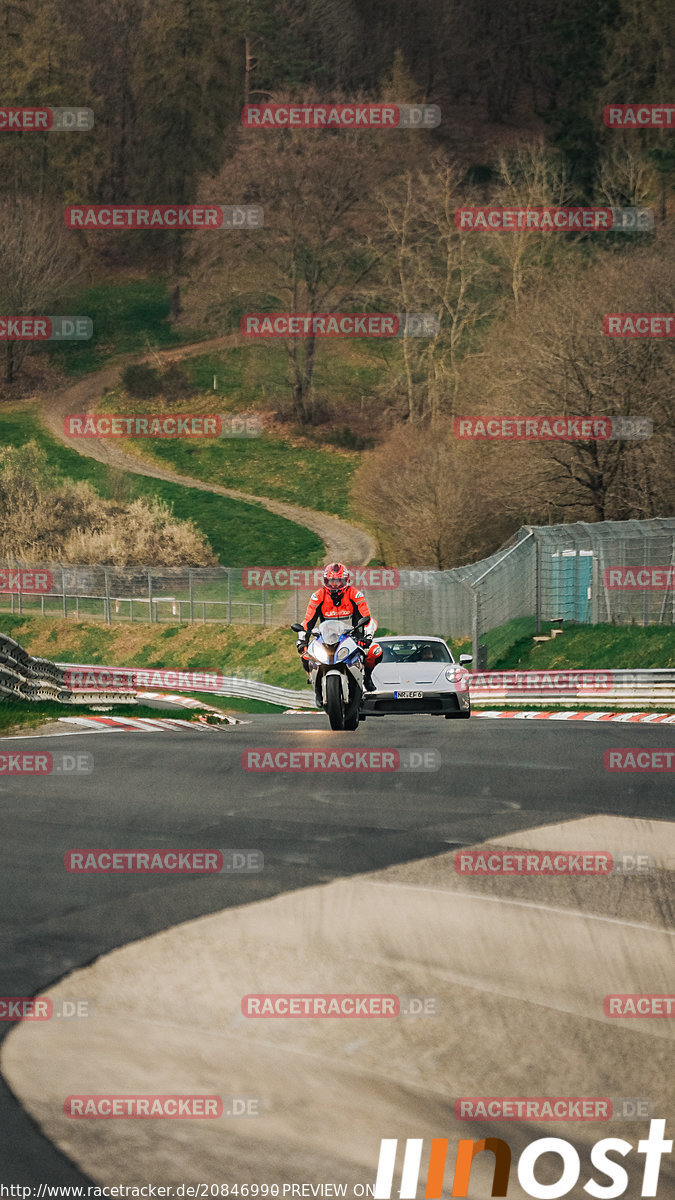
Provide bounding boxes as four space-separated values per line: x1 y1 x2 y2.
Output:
360 636 472 719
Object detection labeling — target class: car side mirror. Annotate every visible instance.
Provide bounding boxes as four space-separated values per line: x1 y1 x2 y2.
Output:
459 654 473 665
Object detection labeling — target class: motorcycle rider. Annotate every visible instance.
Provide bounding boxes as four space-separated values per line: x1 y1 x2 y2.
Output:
297 563 382 691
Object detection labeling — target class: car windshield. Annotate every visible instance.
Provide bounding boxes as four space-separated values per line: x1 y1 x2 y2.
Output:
380 640 452 663
319 619 352 645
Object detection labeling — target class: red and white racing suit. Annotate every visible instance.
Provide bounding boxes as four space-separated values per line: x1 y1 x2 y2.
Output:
300 586 382 676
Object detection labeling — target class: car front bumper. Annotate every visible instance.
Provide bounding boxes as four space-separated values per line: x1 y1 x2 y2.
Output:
359 690 471 716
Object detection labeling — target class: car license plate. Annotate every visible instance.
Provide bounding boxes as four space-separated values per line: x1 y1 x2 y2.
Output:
394 690 423 699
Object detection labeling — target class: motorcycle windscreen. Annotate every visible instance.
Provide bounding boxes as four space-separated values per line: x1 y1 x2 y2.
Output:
319 619 352 645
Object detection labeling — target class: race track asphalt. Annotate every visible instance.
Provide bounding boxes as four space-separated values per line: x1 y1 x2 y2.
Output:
0 713 672 1182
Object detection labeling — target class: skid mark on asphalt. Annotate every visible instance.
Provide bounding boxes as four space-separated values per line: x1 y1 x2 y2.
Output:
361 880 675 936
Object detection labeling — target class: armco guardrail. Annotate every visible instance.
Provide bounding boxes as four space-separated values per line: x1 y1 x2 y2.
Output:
57 663 315 709
57 663 675 708
469 669 675 705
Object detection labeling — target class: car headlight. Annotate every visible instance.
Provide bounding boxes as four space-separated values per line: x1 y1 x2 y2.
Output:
445 667 469 688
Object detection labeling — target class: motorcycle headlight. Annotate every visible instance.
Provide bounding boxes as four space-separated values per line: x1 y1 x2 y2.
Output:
335 645 350 661
310 642 330 664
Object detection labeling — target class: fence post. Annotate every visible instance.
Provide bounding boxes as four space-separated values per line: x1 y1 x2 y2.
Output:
62 568 67 619
468 585 480 666
189 569 194 624
262 587 267 625
643 527 650 626
530 530 540 633
18 588 22 615
148 569 153 623
104 567 111 625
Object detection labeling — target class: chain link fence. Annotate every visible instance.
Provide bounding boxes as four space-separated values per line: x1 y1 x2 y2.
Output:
1 518 674 667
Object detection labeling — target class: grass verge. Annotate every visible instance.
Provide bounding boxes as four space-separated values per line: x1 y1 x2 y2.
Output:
0 616 306 689
492 623 675 670
0 700 205 735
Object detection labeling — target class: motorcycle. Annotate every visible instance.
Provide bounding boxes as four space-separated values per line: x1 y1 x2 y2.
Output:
291 615 371 731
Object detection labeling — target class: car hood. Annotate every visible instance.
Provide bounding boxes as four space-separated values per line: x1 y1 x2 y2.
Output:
372 663 450 690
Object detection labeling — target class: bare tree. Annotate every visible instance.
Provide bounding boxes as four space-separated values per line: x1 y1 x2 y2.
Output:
490 141 572 307
459 232 675 523
378 156 494 421
185 102 401 423
352 423 514 567
596 141 658 210
0 198 81 385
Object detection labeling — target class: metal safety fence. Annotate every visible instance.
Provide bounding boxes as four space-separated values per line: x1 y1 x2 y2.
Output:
1 517 674 667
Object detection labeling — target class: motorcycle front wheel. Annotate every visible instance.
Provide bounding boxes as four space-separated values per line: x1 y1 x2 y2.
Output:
324 674 345 730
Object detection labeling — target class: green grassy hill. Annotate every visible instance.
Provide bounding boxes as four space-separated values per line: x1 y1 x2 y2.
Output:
0 409 323 566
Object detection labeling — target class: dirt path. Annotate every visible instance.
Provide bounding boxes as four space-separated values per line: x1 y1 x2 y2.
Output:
41 334 377 565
